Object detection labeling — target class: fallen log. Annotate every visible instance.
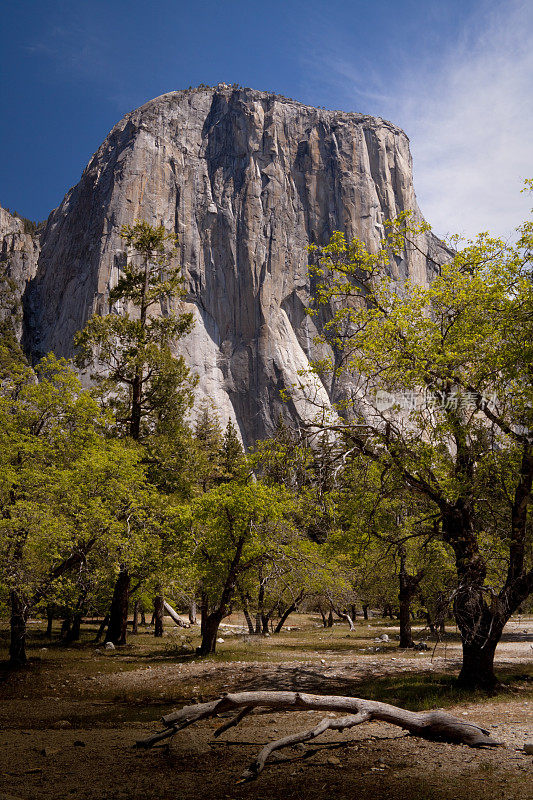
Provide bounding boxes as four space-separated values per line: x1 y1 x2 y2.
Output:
163 601 190 628
136 690 502 781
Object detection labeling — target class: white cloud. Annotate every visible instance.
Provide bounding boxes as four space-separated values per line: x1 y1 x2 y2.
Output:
403 0 533 240
304 0 533 240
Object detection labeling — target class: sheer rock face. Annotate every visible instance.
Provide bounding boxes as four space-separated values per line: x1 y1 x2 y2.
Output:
23 87 444 444
0 207 41 333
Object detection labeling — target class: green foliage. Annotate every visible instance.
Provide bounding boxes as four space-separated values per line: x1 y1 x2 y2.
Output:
183 483 294 606
307 188 533 676
0 353 158 618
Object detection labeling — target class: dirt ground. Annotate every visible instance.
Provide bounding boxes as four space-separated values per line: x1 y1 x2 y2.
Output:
1 614 532 800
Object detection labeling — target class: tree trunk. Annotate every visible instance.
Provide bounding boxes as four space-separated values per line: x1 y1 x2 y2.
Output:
67 612 83 643
163 600 190 627
130 369 142 440
426 611 436 635
129 254 150 440
188 599 197 625
240 592 255 634
444 509 505 689
319 609 327 627
274 593 304 634
197 534 246 656
398 549 423 649
338 611 355 631
106 568 130 646
434 593 448 636
61 614 72 641
65 588 87 643
200 592 208 637
140 606 146 626
458 637 499 690
95 613 110 643
362 604 369 620
46 605 54 638
399 596 414 647
243 608 255 634
453 588 502 689
132 600 139 635
9 589 28 666
255 575 265 635
327 610 334 627
154 595 164 637
198 612 222 655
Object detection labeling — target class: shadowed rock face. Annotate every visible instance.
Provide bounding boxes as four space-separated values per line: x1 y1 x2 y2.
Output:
0 207 40 336
17 86 445 444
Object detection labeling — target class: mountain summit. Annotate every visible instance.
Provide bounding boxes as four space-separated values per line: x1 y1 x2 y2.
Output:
3 86 445 443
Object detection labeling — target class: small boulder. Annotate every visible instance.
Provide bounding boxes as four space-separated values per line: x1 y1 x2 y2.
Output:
524 742 533 755
216 637 224 643
104 641 115 650
40 747 61 757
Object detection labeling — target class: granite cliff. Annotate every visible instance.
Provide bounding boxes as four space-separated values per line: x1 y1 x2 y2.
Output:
2 86 446 444
0 208 40 335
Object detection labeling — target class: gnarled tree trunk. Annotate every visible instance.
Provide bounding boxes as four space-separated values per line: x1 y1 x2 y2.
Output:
197 612 222 655
444 508 503 689
106 567 130 646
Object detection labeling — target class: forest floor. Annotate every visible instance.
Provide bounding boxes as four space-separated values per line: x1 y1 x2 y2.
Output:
0 614 532 800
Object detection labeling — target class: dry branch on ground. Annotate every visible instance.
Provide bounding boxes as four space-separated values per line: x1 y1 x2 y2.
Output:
136 690 502 781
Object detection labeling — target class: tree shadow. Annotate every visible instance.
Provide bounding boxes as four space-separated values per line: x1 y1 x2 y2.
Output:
207 662 533 711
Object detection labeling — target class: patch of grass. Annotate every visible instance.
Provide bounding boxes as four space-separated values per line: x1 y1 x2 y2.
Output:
347 665 533 711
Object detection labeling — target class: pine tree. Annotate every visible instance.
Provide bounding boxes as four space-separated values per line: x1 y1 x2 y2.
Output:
75 220 196 440
220 419 246 481
193 403 224 491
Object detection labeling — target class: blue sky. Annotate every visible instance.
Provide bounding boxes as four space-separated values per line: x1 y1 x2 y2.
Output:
1 0 532 239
